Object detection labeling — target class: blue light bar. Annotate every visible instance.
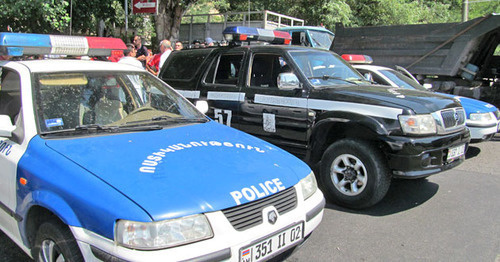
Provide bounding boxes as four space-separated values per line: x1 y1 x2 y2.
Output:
0 32 52 56
0 32 126 58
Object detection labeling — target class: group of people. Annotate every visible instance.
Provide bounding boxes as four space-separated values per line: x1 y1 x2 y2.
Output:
118 35 184 76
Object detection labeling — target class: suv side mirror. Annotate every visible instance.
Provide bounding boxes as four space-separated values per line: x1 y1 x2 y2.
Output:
0 115 15 137
277 73 300 90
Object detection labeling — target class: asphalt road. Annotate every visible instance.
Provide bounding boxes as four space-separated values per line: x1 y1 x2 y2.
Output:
1 135 499 262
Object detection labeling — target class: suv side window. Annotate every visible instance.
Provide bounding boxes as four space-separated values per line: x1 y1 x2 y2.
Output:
249 54 289 88
160 50 208 80
204 53 243 86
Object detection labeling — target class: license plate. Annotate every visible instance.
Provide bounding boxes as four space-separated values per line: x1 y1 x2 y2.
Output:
447 144 466 161
239 222 304 262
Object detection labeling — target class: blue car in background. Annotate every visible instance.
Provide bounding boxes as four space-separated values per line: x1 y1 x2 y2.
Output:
352 64 500 142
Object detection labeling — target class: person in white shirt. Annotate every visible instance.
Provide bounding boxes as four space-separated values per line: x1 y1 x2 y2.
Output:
118 44 143 69
159 40 172 70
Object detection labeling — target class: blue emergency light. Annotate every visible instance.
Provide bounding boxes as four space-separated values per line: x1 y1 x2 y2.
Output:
223 26 291 45
0 32 126 57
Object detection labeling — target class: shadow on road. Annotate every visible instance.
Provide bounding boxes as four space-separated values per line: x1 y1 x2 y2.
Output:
0 230 31 262
325 178 439 216
466 145 481 159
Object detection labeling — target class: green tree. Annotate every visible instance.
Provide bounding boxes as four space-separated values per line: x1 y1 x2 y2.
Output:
155 0 200 42
0 0 70 33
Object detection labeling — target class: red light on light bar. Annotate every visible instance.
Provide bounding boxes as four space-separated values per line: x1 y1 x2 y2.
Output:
284 39 291 45
341 54 373 64
239 34 248 41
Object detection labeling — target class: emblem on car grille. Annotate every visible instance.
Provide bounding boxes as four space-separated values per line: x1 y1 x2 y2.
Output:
454 112 459 123
268 210 278 224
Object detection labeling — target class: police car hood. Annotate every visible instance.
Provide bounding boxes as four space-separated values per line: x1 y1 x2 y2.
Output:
439 93 498 115
44 121 310 221
313 85 461 113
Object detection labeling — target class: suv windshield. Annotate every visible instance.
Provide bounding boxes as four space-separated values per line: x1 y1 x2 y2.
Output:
34 71 206 135
288 50 366 87
308 30 334 50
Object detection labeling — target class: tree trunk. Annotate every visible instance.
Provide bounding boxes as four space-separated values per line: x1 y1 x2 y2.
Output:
156 0 197 42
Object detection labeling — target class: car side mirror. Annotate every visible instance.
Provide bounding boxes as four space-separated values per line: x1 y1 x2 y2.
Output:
195 100 209 114
277 73 300 90
0 115 15 137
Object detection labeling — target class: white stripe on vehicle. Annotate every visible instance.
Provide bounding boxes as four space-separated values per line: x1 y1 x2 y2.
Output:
207 92 245 102
177 90 200 99
255 94 403 119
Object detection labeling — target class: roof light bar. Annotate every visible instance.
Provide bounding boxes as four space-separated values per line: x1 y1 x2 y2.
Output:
341 54 374 64
0 32 126 57
222 26 291 45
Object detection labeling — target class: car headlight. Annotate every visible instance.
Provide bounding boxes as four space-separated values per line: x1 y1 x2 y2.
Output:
300 172 318 200
115 214 213 250
468 112 496 125
399 114 437 135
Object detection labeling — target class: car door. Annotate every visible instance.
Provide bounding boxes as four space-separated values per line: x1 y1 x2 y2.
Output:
0 66 31 237
238 51 311 158
200 51 246 128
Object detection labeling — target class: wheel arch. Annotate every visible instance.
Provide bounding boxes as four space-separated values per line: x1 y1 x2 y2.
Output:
307 112 391 168
18 190 81 249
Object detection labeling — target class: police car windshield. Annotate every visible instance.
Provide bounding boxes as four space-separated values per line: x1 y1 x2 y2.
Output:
378 69 427 91
34 71 206 135
288 50 366 87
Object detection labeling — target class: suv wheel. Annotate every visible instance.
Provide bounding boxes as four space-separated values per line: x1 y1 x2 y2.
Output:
320 139 391 209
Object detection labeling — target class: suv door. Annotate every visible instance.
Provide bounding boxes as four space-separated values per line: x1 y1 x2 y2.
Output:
201 51 246 128
239 51 311 158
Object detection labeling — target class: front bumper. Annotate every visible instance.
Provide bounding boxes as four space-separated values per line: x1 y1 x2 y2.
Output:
382 128 470 178
70 186 325 262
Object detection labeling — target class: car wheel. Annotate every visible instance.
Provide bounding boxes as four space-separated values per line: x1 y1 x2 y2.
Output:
320 139 391 209
33 219 84 262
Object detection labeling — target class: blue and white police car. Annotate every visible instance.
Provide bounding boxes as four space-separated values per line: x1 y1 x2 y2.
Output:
0 32 324 262
342 56 500 142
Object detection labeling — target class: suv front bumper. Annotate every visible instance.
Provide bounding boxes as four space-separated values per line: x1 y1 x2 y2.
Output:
383 128 470 178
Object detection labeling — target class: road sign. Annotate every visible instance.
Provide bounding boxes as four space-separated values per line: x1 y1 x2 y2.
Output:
132 0 158 14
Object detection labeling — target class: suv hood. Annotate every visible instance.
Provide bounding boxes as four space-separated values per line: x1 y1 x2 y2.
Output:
310 85 461 114
44 121 310 221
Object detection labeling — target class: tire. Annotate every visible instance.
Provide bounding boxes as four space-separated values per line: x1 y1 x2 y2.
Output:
32 219 84 262
319 139 391 209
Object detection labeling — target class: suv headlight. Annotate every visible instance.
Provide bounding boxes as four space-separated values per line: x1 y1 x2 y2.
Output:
399 114 437 135
300 172 318 200
115 214 213 250
468 112 496 126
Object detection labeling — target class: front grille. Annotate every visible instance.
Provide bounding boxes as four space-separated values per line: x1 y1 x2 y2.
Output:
222 187 297 231
494 110 500 120
440 108 465 128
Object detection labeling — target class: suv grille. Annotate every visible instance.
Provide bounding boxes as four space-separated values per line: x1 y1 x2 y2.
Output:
222 187 297 231
440 108 465 128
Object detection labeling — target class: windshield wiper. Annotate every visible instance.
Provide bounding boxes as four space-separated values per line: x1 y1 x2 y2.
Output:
75 124 120 132
308 75 360 85
151 116 208 123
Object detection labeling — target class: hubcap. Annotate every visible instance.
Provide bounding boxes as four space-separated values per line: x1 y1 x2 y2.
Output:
39 239 65 262
330 154 368 196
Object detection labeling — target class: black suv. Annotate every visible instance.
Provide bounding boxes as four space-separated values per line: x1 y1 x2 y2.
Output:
159 42 470 209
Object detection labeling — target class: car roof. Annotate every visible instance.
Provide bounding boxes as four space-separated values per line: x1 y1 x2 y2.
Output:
277 26 334 35
352 64 392 72
3 59 145 73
